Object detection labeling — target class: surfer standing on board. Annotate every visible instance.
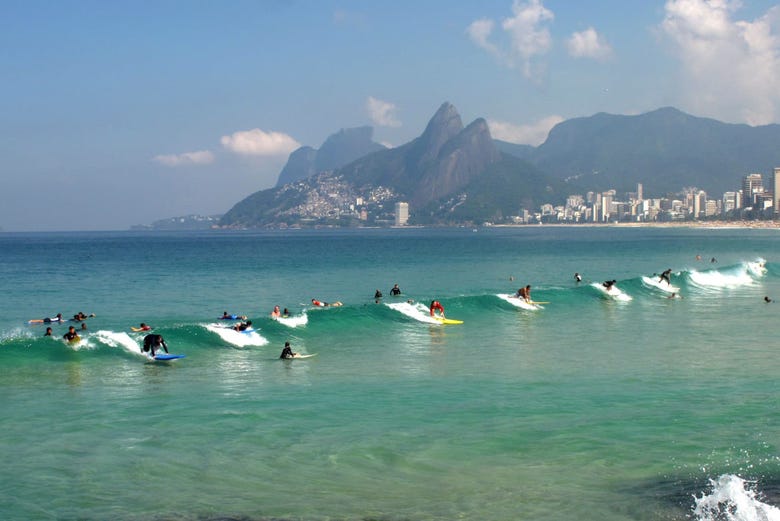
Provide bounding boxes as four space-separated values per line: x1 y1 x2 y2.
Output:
142 334 169 357
603 280 617 290
658 269 672 285
429 300 445 318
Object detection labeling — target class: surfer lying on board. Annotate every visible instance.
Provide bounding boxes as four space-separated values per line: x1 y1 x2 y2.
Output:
311 299 343 307
142 334 169 357
71 312 95 322
603 280 617 290
515 285 532 303
220 311 247 320
280 341 297 359
429 300 445 318
131 323 152 332
658 269 672 285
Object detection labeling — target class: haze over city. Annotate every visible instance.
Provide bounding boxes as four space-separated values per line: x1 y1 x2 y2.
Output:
3 0 780 231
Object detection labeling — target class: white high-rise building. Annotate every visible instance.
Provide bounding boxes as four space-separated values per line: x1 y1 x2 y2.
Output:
395 202 409 226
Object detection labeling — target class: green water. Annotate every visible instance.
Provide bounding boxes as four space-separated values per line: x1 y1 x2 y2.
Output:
1 227 779 520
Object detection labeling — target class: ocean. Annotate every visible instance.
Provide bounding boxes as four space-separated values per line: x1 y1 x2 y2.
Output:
1 226 779 521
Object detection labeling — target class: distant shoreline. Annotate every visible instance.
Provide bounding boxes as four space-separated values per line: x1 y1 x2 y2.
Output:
492 221 780 230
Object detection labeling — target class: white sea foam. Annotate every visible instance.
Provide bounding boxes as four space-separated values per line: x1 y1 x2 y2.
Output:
93 330 145 357
495 293 542 310
205 323 269 347
693 474 780 521
273 312 308 328
590 282 632 301
385 302 441 324
689 263 760 290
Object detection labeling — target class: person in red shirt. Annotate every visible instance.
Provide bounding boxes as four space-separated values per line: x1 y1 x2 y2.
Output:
429 300 445 317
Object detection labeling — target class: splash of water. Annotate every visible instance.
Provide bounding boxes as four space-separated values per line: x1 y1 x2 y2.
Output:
693 474 780 521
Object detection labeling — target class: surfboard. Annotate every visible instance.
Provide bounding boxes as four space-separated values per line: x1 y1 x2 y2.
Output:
433 317 463 325
641 276 680 293
130 327 152 332
153 354 185 361
282 353 317 360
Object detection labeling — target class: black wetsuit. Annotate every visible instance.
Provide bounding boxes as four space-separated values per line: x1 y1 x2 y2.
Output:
143 334 169 356
280 346 294 359
659 269 672 284
390 287 401 296
63 331 78 342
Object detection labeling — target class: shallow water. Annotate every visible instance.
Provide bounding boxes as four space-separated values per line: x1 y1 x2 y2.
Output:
1 227 779 520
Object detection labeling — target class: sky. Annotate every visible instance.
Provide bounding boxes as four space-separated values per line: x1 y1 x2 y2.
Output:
2 0 780 231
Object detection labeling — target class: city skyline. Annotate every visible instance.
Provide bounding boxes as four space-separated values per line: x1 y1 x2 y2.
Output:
3 0 780 230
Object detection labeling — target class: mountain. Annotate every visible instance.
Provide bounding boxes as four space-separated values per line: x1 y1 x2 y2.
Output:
275 126 385 187
526 107 780 195
220 102 562 227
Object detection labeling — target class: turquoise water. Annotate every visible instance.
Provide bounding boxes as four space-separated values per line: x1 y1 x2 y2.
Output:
1 227 779 520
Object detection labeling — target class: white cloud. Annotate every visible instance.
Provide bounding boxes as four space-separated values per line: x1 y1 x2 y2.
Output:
567 27 613 61
366 96 401 127
488 115 564 146
468 0 554 79
153 150 215 167
466 18 499 56
220 129 301 156
661 0 780 125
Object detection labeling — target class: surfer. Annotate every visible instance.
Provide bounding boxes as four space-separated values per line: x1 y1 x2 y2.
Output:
765 296 773 303
574 273 582 283
603 280 617 290
515 285 532 303
271 305 281 318
71 312 94 322
390 284 401 296
282 308 290 317
133 323 152 332
220 311 246 320
311 299 342 307
63 326 79 343
429 300 445 318
374 289 383 299
658 269 672 285
44 327 53 337
142 334 169 357
280 341 297 359
80 322 88 331
36 313 63 324
233 320 252 332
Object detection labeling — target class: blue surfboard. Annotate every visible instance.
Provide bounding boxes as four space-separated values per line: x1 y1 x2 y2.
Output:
153 354 185 361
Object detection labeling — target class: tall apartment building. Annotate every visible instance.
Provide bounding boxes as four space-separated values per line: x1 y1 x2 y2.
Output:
742 173 763 207
394 202 409 226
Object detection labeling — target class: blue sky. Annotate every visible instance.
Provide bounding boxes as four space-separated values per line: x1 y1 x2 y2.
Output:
2 0 780 230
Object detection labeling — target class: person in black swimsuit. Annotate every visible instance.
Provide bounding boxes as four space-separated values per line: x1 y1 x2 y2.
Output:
142 334 169 357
